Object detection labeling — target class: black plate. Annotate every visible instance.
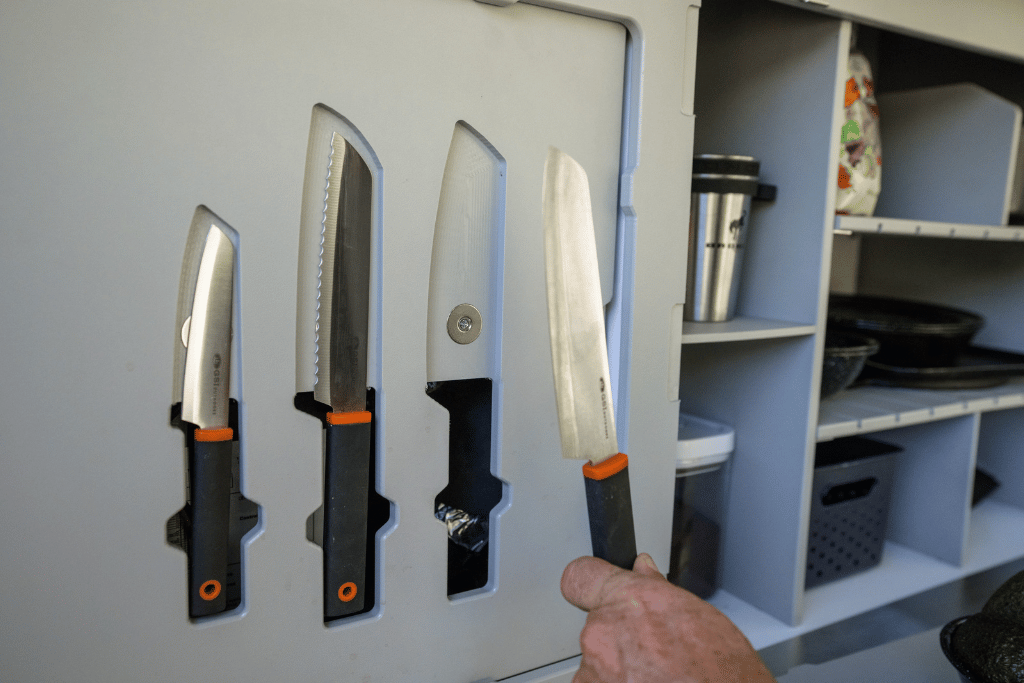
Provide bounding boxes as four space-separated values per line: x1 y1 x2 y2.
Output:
858 346 1024 389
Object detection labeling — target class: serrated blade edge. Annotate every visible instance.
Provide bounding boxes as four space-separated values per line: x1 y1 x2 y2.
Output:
313 135 340 406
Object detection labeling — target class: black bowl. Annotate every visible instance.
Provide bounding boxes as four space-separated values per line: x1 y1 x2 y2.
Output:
828 295 984 368
941 613 1024 683
821 331 879 398
942 617 983 683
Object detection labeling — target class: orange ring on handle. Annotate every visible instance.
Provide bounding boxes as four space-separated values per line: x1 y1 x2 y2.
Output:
199 580 222 601
195 427 233 442
582 453 629 481
338 582 358 602
326 411 371 426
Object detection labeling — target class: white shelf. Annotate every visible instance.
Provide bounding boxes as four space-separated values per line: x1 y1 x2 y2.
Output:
836 215 1024 242
712 500 1024 650
817 379 1024 441
681 317 815 344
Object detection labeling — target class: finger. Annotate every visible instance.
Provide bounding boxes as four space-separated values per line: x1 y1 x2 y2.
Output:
631 552 665 579
561 555 626 612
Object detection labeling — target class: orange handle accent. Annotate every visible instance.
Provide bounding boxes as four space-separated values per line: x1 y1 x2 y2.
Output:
338 582 358 602
199 580 222 601
582 453 629 481
195 427 233 442
326 411 372 426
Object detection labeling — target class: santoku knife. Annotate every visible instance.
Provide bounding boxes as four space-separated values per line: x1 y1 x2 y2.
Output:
543 147 637 570
173 205 237 618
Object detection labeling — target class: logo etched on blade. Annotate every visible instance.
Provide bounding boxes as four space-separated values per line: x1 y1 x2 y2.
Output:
600 377 609 440
212 353 222 418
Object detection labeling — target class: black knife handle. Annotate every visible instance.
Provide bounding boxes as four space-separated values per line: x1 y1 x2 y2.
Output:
323 412 372 620
189 428 233 618
582 453 637 570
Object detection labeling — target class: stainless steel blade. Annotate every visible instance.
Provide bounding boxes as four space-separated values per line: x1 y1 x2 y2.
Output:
314 133 372 413
177 206 236 430
426 121 505 382
543 147 618 464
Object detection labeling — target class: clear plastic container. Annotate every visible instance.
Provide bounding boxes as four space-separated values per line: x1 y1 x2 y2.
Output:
669 414 735 598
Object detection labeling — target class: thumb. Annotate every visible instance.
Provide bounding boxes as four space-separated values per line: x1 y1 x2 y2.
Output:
560 556 626 612
632 552 665 579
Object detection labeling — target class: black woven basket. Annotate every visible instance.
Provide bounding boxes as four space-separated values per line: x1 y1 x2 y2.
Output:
806 436 901 588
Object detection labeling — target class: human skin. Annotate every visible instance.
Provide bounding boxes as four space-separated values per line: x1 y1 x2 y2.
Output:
561 553 777 683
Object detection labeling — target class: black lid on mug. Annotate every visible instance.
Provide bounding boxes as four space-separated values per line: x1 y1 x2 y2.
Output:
693 154 760 177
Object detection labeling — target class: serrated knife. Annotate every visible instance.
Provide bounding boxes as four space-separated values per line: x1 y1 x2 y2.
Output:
172 205 237 618
312 132 373 620
543 147 637 570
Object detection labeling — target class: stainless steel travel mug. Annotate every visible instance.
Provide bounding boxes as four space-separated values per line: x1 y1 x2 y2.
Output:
685 155 760 322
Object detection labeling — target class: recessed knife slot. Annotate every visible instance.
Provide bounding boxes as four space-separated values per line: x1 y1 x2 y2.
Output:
168 399 261 619
427 378 504 597
296 388 392 622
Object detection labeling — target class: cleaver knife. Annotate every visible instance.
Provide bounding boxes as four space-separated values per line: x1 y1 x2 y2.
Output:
172 205 237 618
311 132 374 619
543 148 637 570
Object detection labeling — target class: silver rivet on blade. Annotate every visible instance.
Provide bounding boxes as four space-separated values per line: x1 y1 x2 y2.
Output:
447 304 482 344
181 316 191 348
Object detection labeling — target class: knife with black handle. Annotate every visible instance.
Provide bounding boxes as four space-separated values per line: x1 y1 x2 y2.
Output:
543 148 637 570
173 206 237 617
322 409 372 614
302 126 375 620
189 427 233 614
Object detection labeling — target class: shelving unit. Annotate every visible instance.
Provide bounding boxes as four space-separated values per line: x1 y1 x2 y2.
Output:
686 0 1024 652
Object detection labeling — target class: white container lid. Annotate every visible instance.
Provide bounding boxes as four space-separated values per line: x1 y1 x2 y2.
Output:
677 413 735 473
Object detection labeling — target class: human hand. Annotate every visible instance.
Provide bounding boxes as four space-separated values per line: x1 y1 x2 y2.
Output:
560 553 776 683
